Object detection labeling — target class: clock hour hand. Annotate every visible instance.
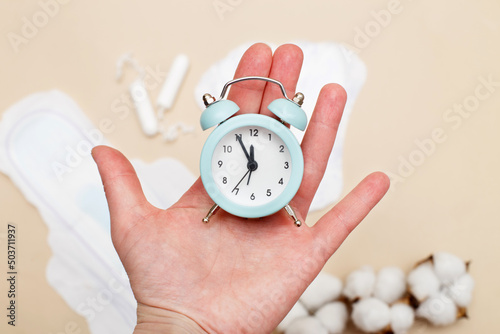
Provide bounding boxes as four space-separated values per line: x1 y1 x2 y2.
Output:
247 145 255 185
249 144 254 162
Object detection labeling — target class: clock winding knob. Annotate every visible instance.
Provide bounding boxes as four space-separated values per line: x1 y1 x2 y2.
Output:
203 93 216 107
293 92 304 106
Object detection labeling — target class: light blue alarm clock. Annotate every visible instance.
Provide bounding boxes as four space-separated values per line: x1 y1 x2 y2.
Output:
200 76 307 226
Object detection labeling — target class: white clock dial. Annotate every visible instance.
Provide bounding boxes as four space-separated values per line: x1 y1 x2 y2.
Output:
211 125 292 207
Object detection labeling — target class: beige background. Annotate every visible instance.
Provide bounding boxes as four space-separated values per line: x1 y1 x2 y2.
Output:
1 0 499 333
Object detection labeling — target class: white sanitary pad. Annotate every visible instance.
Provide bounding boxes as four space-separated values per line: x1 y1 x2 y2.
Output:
0 90 195 333
195 41 366 211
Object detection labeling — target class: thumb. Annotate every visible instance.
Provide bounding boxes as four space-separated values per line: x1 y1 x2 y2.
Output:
92 145 152 233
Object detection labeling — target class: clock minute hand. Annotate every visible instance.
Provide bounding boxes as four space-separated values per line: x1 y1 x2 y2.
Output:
236 135 251 162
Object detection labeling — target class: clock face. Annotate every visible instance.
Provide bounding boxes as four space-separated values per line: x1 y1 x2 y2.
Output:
200 113 304 218
211 125 292 207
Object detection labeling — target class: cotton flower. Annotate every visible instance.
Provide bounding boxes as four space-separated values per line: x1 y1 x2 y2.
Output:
343 266 376 301
276 252 474 334
352 297 391 332
390 303 415 334
374 266 406 304
407 262 440 302
277 302 309 332
416 292 458 326
432 252 467 284
300 272 343 312
285 316 328 334
349 267 411 333
315 302 348 334
409 252 474 328
444 272 474 308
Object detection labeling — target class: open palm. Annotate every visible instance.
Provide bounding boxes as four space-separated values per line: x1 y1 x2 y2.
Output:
92 43 390 334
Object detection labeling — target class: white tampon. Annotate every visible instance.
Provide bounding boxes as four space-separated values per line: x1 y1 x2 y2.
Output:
157 54 190 119
129 78 158 136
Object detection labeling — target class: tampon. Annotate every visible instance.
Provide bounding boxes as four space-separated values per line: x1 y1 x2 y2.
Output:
157 54 190 119
129 78 158 136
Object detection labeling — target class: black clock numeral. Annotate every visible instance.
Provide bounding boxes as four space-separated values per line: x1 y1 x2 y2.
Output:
222 177 227 184
223 145 232 153
278 178 284 185
284 161 289 169
249 129 258 136
250 193 255 200
218 160 223 168
268 133 272 141
233 188 239 195
266 189 272 197
235 134 242 141
279 145 284 153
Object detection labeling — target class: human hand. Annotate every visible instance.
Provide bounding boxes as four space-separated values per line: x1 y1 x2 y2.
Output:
92 43 390 334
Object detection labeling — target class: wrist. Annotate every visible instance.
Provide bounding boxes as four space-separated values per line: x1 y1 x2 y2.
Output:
134 303 208 334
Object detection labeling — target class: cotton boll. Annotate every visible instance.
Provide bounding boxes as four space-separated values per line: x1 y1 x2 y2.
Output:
285 316 328 334
343 266 376 301
432 252 466 284
315 302 348 334
277 302 309 332
416 293 457 326
352 297 391 333
445 273 475 307
407 262 440 302
374 266 406 304
390 303 414 334
300 272 343 312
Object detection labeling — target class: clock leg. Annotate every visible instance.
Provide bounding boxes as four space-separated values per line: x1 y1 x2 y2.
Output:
284 204 302 227
202 203 220 223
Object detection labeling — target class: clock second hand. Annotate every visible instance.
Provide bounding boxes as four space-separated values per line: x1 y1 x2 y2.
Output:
232 145 257 192
232 169 250 193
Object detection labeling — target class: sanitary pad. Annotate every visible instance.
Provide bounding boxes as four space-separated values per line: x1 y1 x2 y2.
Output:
0 91 195 333
195 41 366 211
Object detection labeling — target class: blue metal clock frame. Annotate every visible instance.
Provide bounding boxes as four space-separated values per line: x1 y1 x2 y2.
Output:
200 114 304 219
